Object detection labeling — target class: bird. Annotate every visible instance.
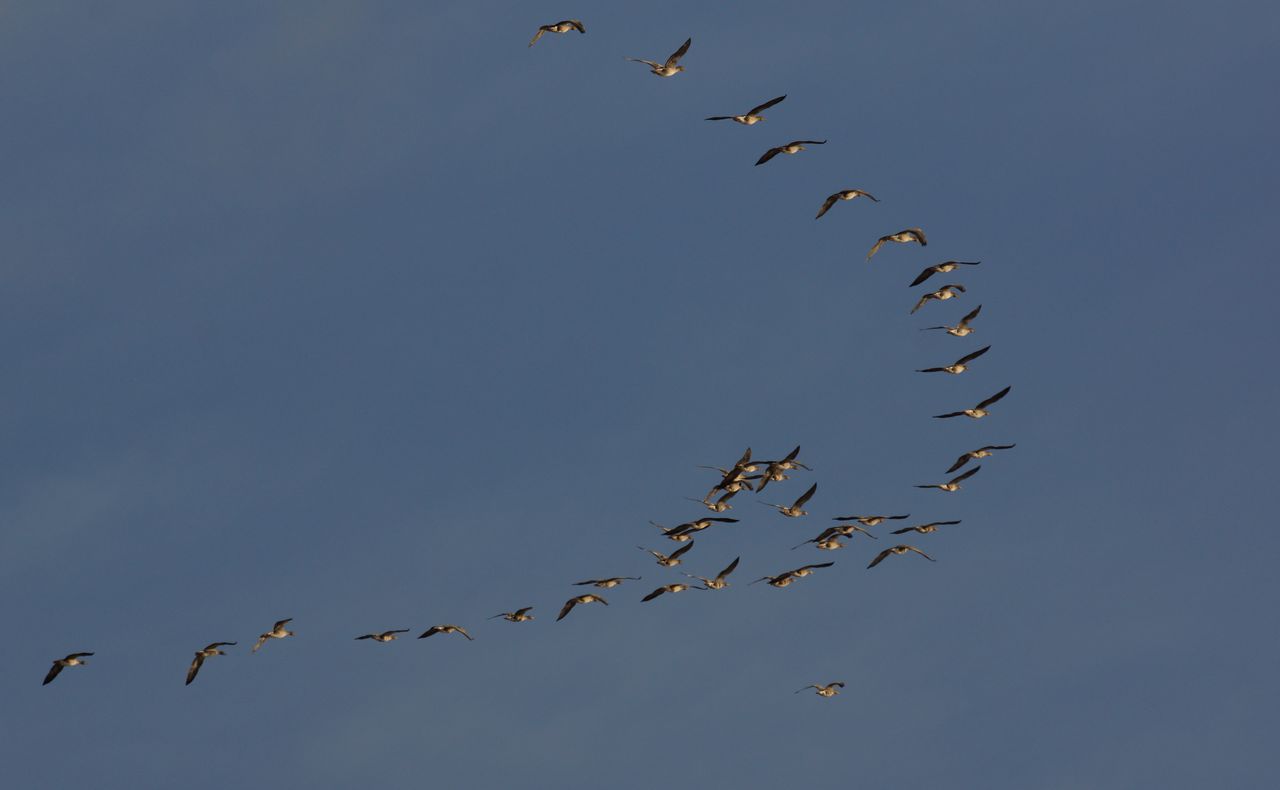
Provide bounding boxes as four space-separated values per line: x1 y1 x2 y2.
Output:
911 284 965 314
682 556 740 590
252 618 295 653
687 491 737 512
528 19 585 47
625 37 691 77
934 386 1012 420
755 445 811 493
815 189 879 219
638 542 695 567
751 562 834 587
947 444 1016 473
705 95 786 125
756 140 826 166
488 608 535 623
921 304 982 337
641 583 696 602
185 642 236 686
910 260 980 287
795 682 845 697
418 625 473 641
791 525 875 550
867 545 936 569
832 513 909 527
43 652 93 686
916 466 981 492
355 630 410 643
557 594 608 622
657 516 739 539
572 576 641 589
652 520 694 542
760 482 817 517
891 520 962 535
917 345 991 375
867 228 927 260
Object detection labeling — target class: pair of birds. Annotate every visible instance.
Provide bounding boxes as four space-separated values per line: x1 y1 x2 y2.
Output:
354 625 474 643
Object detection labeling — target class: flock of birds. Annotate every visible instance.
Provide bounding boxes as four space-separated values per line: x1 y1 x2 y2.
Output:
41 20 1017 702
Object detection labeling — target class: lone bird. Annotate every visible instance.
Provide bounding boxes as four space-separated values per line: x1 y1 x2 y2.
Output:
641 583 696 602
573 576 641 589
917 345 991 375
626 37 691 77
922 304 982 337
947 444 1016 473
867 228 927 260
910 260 980 287
43 652 93 686
557 594 608 622
706 95 786 125
756 140 826 166
796 682 845 697
832 513 909 527
355 630 410 643
934 386 1012 420
815 189 879 219
682 556 741 590
252 618 295 653
529 19 585 47
867 545 936 569
916 466 981 492
488 608 535 623
638 541 695 567
760 482 817 518
891 520 962 535
186 642 236 686
911 284 965 314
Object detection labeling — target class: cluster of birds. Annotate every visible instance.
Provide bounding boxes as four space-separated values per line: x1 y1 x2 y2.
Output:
40 19 1018 703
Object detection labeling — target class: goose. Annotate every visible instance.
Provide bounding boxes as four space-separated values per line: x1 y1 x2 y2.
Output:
756 140 826 166
43 652 94 686
867 228 927 260
529 19 585 47
686 491 737 512
911 284 965 314
916 466 981 492
652 521 693 542
756 446 810 492
557 594 608 622
706 95 786 125
867 545 935 569
418 625 473 641
488 608 535 623
638 541 695 567
185 642 236 686
252 619 295 653
910 260 980 287
659 516 739 539
355 630 410 643
934 386 1011 420
625 37 691 77
572 576 641 589
947 444 1016 473
891 520 962 535
922 304 982 337
815 189 879 219
751 562 834 587
917 345 991 375
791 525 875 550
760 482 817 517
795 682 845 697
832 513 909 527
682 556 740 590
641 583 697 602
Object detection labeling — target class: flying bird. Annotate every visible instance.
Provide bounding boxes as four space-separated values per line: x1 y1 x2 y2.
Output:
252 619 295 653
529 19 585 47
638 541 695 567
921 304 982 337
934 386 1012 420
755 446 811 493
867 545 936 569
916 466 981 492
625 37 691 77
795 682 845 697
687 491 737 512
891 520 962 535
867 228 927 260
355 630 410 643
815 189 879 219
657 517 739 539
488 608 535 623
917 345 991 375
641 583 696 602
705 95 786 125
947 444 1016 473
557 594 608 622
911 284 965 314
760 482 817 517
832 513 908 527
756 140 826 166
682 556 740 590
572 576 641 589
43 652 93 686
751 562 835 587
792 525 875 550
185 642 236 686
910 260 980 287
418 625 473 641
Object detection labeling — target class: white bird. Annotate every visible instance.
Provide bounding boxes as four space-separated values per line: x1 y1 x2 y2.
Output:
867 228 927 260
706 95 786 125
626 37 691 77
815 189 879 219
529 19 585 47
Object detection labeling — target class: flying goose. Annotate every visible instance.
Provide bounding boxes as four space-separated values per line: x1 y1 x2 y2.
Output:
638 541 695 567
756 445 810 493
891 520 962 535
625 37 691 77
792 525 875 550
815 189 879 219
910 260 980 287
922 305 982 337
652 520 693 542
641 583 697 602
911 284 965 314
751 562 835 587
659 516 739 539
185 642 236 686
867 545 936 569
572 576 641 589
867 228 927 260
795 682 845 697
43 652 94 686
418 625 473 641
916 466 981 492
529 19 585 47
557 594 608 622
682 556 740 590
947 444 1016 473
686 491 737 512
760 482 817 517
917 345 991 375
706 95 786 125
252 618 295 653
934 386 1012 419
832 513 909 527
756 140 827 166
488 608 535 623
355 630 410 643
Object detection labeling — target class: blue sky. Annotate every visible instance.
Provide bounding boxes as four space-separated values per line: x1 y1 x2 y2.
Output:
2 2 1278 787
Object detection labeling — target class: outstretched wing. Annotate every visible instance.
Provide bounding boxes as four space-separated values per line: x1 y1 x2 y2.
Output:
866 549 892 569
717 556 741 579
529 27 547 47
43 663 64 685
910 265 939 287
793 482 818 509
955 345 991 366
949 465 981 485
815 194 840 219
641 587 667 602
867 236 888 260
746 94 786 116
976 386 1012 410
665 37 692 67
556 599 578 622
755 147 782 166
670 540 695 560
186 654 205 686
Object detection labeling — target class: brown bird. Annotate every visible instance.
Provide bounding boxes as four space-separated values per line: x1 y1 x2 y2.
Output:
792 525 876 549
657 517 739 539
529 19 585 47
755 445 811 493
867 545 936 569
488 608 535 623
917 345 991 375
934 386 1012 420
815 189 879 219
706 95 786 125
641 583 697 602
760 482 817 518
43 652 94 686
921 304 982 337
556 594 608 622
625 37 691 77
572 576 641 589
891 520 962 535
185 642 236 686
751 562 835 587
638 541 695 567
682 556 741 590
756 140 827 166
686 490 738 512
417 625 473 641
910 260 980 287
832 513 909 527
795 682 845 697
355 630 410 643
947 444 1016 473
916 466 981 492
867 228 927 260
911 284 965 314
252 618 295 653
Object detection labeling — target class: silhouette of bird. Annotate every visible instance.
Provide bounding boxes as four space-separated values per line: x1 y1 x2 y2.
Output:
917 345 991 375
488 608 535 623
795 682 845 697
867 228 927 260
638 541 695 567
557 594 607 622
947 444 1016 473
832 513 909 527
934 386 1012 420
756 140 826 166
641 583 697 602
912 284 965 314
867 545 935 569
916 466 981 492
186 642 236 686
626 37 691 77
682 557 741 590
815 189 879 219
760 482 817 517
921 305 982 337
355 630 410 643
252 619 295 653
418 625 473 641
706 95 786 125
529 19 585 47
910 260 980 287
572 577 641 589
891 520 962 535
43 652 93 686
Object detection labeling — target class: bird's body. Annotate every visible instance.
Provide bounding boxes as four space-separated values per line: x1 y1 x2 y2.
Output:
833 513 909 527
529 19 585 47
557 594 608 622
252 619 295 653
796 682 845 697
43 652 94 686
815 189 879 219
916 465 982 492
947 444 1016 473
756 140 827 166
868 228 927 260
489 608 535 623
639 541 694 567
917 345 991 375
867 545 936 569
912 284 965 314
891 520 962 535
185 642 236 686
573 576 640 589
922 305 982 337
752 562 835 588
355 630 409 643
706 95 786 125
418 624 473 641
626 37 691 77
934 386 1012 420
760 482 818 518
641 583 695 602
911 260 980 287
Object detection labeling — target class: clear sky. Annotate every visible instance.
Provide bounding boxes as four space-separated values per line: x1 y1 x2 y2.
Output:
2 2 1278 788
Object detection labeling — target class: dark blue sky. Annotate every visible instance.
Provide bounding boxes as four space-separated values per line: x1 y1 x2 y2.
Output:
3 2 1277 787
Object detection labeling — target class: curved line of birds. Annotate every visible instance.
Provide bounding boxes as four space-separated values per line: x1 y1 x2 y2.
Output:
42 22 1018 701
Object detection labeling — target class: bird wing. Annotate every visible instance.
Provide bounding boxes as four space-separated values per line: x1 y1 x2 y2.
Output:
273 619 293 630
514 608 533 617
205 642 236 650
793 483 818 508
186 654 204 685
910 265 939 287
792 140 827 146
982 444 1017 451
890 527 915 534
949 465 981 485
665 37 692 67
946 453 973 474
529 28 547 47
960 304 982 324
355 634 375 639
910 227 928 244
798 562 835 572
934 411 966 419
910 294 933 314
908 546 937 561
556 599 578 621
955 345 991 366
419 626 442 639
456 627 474 641
815 194 839 219
626 57 661 68
252 635 268 653
747 95 787 115
569 20 585 33
865 236 887 260
705 116 735 121
976 386 1011 409
670 541 695 559
917 367 947 373
641 587 666 602
734 447 753 468
755 147 782 166
783 445 801 463
867 549 892 569
717 556 741 579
